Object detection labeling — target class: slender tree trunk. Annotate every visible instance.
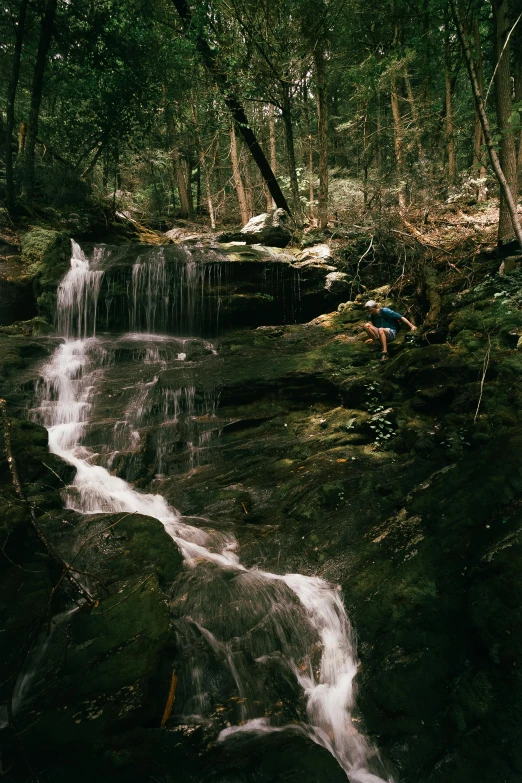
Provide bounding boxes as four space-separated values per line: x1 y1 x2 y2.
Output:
269 103 277 175
5 0 29 211
18 121 27 155
281 85 301 219
314 47 329 228
492 0 518 243
302 93 314 221
391 74 407 208
184 155 194 216
191 104 216 228
171 0 290 214
472 17 487 200
444 17 457 187
230 125 249 225
514 26 522 186
376 90 382 175
166 102 192 218
363 106 369 207
195 165 201 213
450 0 522 247
403 66 424 161
243 154 254 217
172 147 191 218
82 142 106 180
102 149 110 191
268 102 277 209
22 0 58 200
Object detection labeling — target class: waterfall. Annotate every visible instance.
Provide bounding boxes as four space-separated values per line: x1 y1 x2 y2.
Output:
31 241 392 783
57 240 104 338
127 247 225 335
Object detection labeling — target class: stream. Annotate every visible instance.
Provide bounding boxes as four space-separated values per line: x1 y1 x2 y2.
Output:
30 241 392 783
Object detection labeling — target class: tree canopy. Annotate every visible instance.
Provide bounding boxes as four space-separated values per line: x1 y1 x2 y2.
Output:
1 0 521 242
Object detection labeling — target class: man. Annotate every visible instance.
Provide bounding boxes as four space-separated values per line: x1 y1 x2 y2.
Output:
363 300 417 361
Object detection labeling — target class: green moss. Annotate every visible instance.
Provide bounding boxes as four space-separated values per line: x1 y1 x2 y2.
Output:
21 227 71 286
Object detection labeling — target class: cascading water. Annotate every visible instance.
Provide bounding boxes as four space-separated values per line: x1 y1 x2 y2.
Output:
31 240 393 783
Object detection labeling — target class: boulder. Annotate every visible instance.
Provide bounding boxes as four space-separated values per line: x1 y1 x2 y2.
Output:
325 271 350 295
21 227 71 322
21 227 71 287
219 209 292 248
296 244 331 263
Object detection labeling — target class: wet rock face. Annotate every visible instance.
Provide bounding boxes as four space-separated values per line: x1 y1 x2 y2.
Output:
55 241 348 336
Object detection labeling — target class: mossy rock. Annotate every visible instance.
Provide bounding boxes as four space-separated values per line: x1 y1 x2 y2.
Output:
39 510 183 589
3 512 182 760
16 574 172 752
21 227 71 287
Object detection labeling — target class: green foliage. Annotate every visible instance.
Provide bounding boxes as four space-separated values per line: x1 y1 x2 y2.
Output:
365 381 396 447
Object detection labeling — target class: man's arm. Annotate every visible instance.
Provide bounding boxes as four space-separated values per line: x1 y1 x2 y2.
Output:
400 316 417 331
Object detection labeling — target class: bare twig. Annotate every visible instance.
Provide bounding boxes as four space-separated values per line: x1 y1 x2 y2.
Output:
350 235 374 300
474 336 491 424
484 12 522 103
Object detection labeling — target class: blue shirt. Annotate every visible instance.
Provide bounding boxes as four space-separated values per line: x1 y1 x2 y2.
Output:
370 307 402 332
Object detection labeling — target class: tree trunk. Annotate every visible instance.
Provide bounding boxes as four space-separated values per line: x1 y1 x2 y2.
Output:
268 102 277 209
403 66 424 161
444 18 457 186
269 103 277 175
303 95 314 221
390 74 407 209
472 17 487 201
281 85 301 219
5 0 29 211
514 25 522 187
230 125 249 225
22 0 58 200
450 0 522 247
191 104 216 228
376 89 382 175
243 155 254 217
492 0 518 243
82 142 106 180
361 104 369 207
172 147 191 218
314 46 329 229
184 155 194 216
166 103 192 219
18 122 27 155
171 0 290 214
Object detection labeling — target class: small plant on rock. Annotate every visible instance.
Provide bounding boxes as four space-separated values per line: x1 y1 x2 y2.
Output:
365 382 395 448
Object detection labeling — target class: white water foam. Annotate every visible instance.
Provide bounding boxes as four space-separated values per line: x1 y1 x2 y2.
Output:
32 241 392 783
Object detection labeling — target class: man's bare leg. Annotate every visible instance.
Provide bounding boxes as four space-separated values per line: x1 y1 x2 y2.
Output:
363 323 380 344
379 328 389 360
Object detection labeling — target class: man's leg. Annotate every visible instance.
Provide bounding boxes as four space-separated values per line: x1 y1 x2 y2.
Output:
379 328 388 354
363 322 380 343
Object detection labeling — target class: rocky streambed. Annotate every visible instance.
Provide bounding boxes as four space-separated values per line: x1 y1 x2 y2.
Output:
1 234 522 783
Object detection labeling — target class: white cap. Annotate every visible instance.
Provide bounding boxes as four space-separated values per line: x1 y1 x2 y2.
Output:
365 300 377 308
